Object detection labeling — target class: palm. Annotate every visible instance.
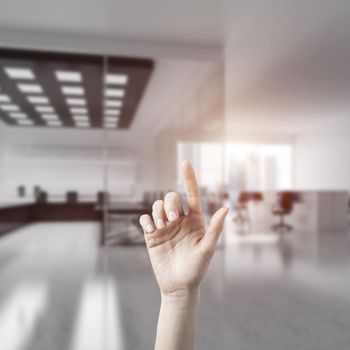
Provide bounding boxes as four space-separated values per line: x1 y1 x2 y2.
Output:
140 161 228 296
147 213 209 294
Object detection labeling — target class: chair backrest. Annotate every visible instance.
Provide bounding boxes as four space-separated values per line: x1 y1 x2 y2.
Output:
279 192 295 213
36 191 47 203
66 191 78 203
97 191 109 205
252 192 263 202
238 191 250 203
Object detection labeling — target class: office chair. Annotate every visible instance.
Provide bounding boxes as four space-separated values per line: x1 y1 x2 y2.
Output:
66 191 78 204
271 192 294 233
36 191 48 203
232 191 251 231
97 191 109 206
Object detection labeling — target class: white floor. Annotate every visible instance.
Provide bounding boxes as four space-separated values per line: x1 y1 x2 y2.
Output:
0 222 350 350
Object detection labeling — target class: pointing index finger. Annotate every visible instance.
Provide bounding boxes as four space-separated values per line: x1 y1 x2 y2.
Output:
182 160 202 214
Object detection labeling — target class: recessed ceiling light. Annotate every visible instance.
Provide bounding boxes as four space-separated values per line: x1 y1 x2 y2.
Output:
17 83 43 94
105 74 128 85
46 120 62 127
66 98 86 106
35 105 55 113
73 115 89 121
17 119 34 126
104 123 118 129
70 107 88 114
61 86 84 96
73 115 89 122
0 94 11 103
4 67 34 80
104 116 119 122
9 112 28 119
0 104 20 112
75 121 90 128
105 100 122 108
55 71 82 83
105 109 120 116
27 96 49 104
105 88 125 98
41 114 59 121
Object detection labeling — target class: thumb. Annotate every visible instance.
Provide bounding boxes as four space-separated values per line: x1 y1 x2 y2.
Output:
201 207 229 255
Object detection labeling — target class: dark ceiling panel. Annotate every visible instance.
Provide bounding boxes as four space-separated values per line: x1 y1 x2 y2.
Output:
0 48 154 130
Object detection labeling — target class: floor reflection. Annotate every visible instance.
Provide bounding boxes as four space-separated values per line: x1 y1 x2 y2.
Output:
0 283 48 350
0 222 349 350
70 277 123 350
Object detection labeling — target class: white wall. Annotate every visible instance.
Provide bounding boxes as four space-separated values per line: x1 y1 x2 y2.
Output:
295 117 350 190
155 63 225 191
0 124 156 201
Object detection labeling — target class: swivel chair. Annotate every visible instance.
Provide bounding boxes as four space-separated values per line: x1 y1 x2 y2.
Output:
271 192 294 232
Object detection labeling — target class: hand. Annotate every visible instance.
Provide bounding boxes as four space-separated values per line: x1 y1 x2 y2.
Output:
139 161 228 296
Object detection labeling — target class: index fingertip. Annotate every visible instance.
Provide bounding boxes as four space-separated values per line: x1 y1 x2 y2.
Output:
182 160 195 179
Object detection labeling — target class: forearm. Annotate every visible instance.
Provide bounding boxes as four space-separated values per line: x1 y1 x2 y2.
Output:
155 288 200 350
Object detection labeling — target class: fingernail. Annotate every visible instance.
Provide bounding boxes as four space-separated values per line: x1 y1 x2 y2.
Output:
146 224 154 233
168 211 178 221
156 219 165 229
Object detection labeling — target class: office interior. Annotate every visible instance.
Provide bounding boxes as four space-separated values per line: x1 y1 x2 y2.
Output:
0 1 350 349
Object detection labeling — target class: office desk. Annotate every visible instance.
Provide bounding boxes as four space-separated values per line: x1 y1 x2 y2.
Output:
96 202 151 215
97 202 151 245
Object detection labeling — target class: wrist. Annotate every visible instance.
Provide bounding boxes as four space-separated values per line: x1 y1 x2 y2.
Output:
161 288 200 308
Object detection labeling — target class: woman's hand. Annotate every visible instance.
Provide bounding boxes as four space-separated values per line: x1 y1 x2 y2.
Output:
139 160 228 297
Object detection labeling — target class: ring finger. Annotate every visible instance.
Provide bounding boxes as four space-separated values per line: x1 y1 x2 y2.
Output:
152 200 167 229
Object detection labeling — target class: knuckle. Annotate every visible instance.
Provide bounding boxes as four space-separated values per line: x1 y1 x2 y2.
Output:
202 244 215 258
164 191 178 201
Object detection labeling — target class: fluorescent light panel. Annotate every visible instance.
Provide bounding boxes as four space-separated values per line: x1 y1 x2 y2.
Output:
73 115 89 121
17 119 33 125
105 74 128 85
105 88 125 98
46 120 62 127
104 123 118 129
35 106 55 113
4 67 34 80
17 83 43 94
61 86 84 96
0 94 11 103
105 109 120 116
55 71 82 82
69 107 88 114
27 96 49 104
75 121 90 128
0 104 20 112
104 116 119 122
41 114 59 121
66 98 86 106
105 100 122 108
8 112 28 119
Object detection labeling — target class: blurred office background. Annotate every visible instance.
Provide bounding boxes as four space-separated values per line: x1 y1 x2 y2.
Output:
0 1 350 349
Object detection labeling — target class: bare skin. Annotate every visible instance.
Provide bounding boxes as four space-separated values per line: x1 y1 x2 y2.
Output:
140 160 228 350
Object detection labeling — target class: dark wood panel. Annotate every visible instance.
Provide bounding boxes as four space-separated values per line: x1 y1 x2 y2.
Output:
0 48 154 129
34 203 102 221
0 204 35 236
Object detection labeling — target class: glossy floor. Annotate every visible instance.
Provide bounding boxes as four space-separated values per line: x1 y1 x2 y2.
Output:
0 222 350 350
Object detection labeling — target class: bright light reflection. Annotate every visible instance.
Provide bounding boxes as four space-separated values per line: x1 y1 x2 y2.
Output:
0 283 48 350
70 278 123 350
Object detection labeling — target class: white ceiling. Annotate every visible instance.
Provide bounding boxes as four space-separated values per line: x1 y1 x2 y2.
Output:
1 0 350 136
0 0 225 48
225 0 350 134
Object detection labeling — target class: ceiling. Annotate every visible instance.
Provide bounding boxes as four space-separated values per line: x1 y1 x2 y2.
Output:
0 48 153 129
0 0 225 48
1 0 350 136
